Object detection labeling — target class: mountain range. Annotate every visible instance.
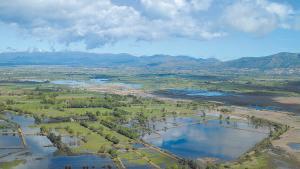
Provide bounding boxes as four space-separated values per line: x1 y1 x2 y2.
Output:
0 51 299 70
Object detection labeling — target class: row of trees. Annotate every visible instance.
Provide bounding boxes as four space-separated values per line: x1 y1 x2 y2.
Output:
100 119 139 139
80 122 120 144
47 133 72 154
65 98 126 109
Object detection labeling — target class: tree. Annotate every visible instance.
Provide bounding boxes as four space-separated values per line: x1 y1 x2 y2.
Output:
98 145 106 153
108 148 118 158
40 126 48 134
34 115 42 124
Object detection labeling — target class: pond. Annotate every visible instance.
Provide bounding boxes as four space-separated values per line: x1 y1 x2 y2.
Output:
163 89 228 97
50 79 142 89
142 117 269 161
51 80 86 86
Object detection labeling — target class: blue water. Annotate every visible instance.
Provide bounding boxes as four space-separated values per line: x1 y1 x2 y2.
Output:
167 89 227 97
6 114 40 134
0 135 21 147
90 78 109 84
249 105 280 111
12 155 116 169
1 113 116 169
147 117 200 131
51 80 86 86
25 136 57 155
288 143 300 150
187 91 225 97
3 114 56 156
50 79 142 89
143 119 268 161
49 155 116 169
109 82 142 89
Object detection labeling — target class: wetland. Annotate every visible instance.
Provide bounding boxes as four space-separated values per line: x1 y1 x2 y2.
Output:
0 66 299 169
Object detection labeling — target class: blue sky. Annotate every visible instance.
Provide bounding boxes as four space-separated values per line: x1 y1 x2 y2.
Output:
0 0 299 60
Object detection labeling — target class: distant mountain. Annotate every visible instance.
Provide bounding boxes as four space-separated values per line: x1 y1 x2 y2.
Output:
0 52 220 69
0 51 299 70
139 55 221 70
223 52 300 69
0 52 139 66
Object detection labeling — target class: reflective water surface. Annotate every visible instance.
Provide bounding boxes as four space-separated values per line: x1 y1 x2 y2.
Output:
0 113 115 169
165 89 228 97
143 118 269 161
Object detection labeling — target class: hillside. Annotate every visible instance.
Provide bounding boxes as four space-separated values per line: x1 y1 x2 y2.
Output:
224 52 300 69
0 52 220 70
0 51 299 70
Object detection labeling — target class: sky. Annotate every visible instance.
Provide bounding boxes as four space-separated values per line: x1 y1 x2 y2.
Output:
0 0 299 60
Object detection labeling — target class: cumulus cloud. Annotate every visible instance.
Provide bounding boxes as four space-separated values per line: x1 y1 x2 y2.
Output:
191 0 214 11
0 0 152 49
223 0 294 34
0 0 223 48
0 0 298 48
140 0 213 18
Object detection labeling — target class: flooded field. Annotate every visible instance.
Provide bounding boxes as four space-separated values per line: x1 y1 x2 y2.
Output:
0 113 116 169
142 116 269 161
47 155 116 169
50 78 142 89
1 112 271 168
155 89 300 114
164 89 228 97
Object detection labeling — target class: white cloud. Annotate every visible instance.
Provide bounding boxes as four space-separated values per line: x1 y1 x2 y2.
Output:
264 2 294 19
0 0 223 48
141 0 213 18
0 0 298 49
141 0 187 18
191 0 214 11
223 0 294 34
139 0 223 40
0 0 151 48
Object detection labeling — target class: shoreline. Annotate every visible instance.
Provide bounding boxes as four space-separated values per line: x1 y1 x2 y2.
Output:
227 106 300 163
